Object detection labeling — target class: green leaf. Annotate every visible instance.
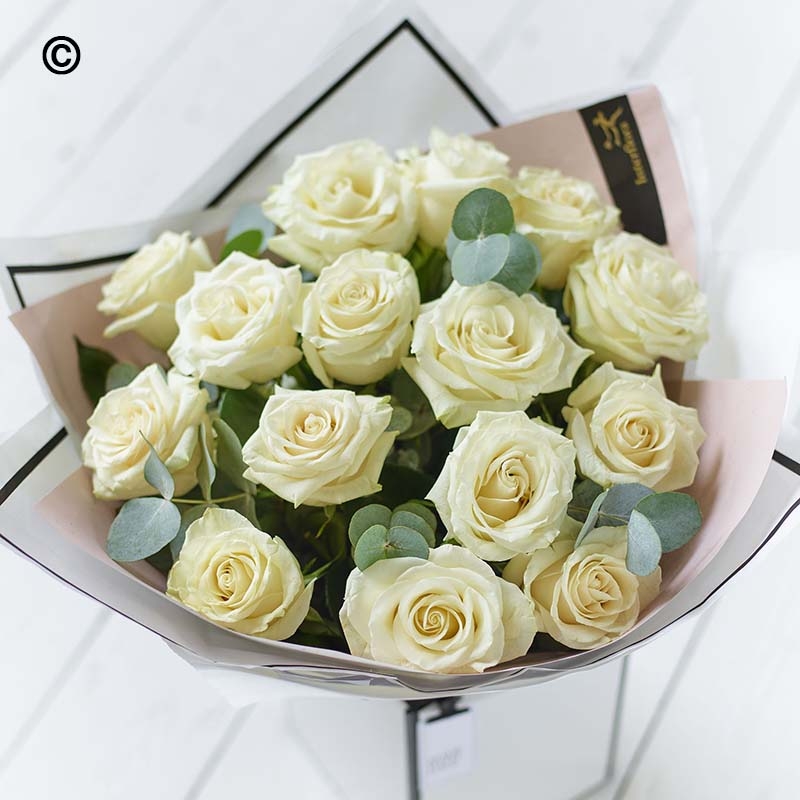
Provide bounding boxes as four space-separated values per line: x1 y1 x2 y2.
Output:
405 239 449 302
75 337 117 406
107 497 181 562
348 504 391 546
353 524 430 571
568 479 605 522
105 362 139 393
626 510 664 575
219 385 269 444
213 418 253 494
575 489 609 547
393 502 438 537
390 370 437 439
221 203 276 260
451 234 510 285
376 463 436 508
170 504 209 560
196 425 216 503
633 492 702 553
599 484 654 526
387 406 413 435
492 232 541 295
220 230 264 261
390 509 435 547
141 435 175 500
451 188 514 240
146 545 174 576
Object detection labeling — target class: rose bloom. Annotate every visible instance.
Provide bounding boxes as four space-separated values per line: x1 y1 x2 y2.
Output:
340 545 536 673
403 282 591 428
563 362 706 491
564 232 709 370
428 411 576 561
399 128 513 248
98 231 213 350
242 387 396 506
296 249 420 387
168 252 302 389
513 167 620 289
262 140 418 274
81 365 210 501
168 508 313 640
504 523 661 650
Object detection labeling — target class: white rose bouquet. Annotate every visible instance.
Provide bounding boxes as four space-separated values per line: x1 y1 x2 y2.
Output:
80 130 710 673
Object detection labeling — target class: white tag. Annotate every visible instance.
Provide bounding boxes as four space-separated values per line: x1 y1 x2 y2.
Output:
416 706 475 790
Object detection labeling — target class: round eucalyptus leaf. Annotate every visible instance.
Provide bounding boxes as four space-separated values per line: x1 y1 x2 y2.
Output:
599 483 654 526
105 362 139 393
445 229 462 260
451 234 510 286
390 509 435 547
633 492 702 553
491 232 541 295
107 497 181 562
627 510 664 575
142 436 175 501
387 406 413 435
353 524 430 571
348 504 391 546
393 501 438 536
451 188 514 240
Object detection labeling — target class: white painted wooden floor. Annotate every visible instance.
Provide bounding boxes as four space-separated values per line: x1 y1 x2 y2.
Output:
2 1 800 798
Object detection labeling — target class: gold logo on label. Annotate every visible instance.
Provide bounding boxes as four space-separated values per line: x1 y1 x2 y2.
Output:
591 106 648 186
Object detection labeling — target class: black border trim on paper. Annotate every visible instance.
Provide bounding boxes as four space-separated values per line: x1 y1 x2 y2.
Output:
5 18 498 310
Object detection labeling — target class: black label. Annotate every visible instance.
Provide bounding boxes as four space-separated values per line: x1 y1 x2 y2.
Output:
579 95 666 244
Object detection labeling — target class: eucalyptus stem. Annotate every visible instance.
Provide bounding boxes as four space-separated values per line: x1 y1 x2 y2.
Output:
173 493 248 506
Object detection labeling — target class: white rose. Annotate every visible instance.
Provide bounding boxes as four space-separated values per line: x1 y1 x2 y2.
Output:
167 508 313 640
296 249 420 387
513 167 620 289
242 387 396 507
340 544 535 673
428 411 576 560
504 525 661 650
168 252 302 389
81 365 210 501
263 140 418 275
563 362 706 491
402 282 591 428
98 231 213 350
400 128 513 248
564 232 709 370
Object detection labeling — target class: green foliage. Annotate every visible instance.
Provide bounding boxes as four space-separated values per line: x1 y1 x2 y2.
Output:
353 524 429 571
632 492 702 554
142 435 175 500
568 479 605 522
105 362 139 392
218 384 269 445
75 337 117 406
626 511 664 576
575 489 608 546
387 405 413 435
212 418 254 494
348 504 392 546
220 203 276 261
196 425 216 502
448 188 541 295
107 497 181 562
170 504 209 560
390 369 437 440
405 238 450 302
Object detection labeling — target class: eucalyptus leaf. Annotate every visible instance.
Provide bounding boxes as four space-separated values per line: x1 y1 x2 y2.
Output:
196 424 216 502
107 497 181 562
633 492 702 553
445 229 462 260
75 337 117 406
220 230 264 261
221 203 276 260
599 483 654 526
393 502 438 536
387 406 413 435
170 504 210 560
213 418 253 494
491 231 541 295
575 489 609 547
390 509 435 547
348 504 391 546
451 234 510 286
451 188 514 240
353 523 429 571
568 479 605 522
142 435 175 500
626 510 664 575
105 362 139 392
